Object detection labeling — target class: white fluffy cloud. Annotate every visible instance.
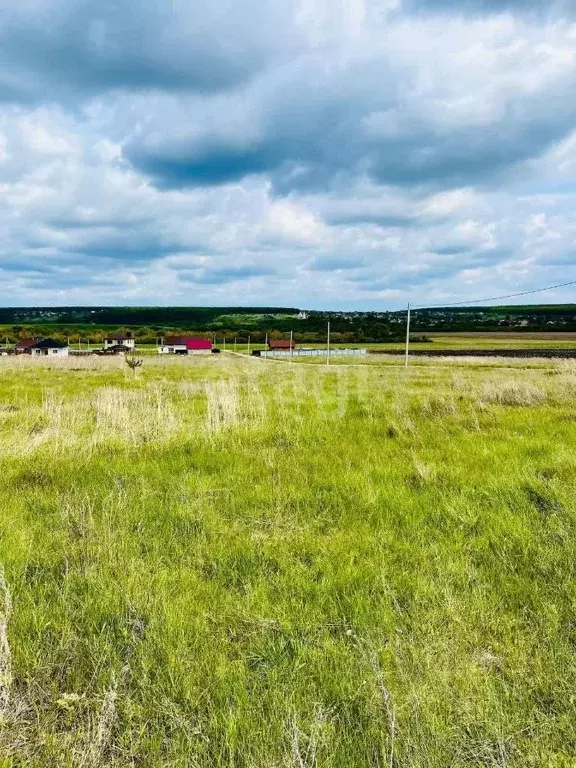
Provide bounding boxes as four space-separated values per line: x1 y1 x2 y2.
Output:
0 0 574 307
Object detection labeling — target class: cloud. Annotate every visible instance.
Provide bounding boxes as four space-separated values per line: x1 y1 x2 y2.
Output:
307 256 367 272
402 0 574 17
124 17 576 197
0 0 304 104
181 264 276 285
0 0 572 307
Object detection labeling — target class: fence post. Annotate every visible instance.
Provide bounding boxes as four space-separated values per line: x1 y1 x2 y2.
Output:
405 303 411 369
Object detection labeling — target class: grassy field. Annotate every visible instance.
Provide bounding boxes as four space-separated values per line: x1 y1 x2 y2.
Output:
328 333 576 353
422 333 576 350
1 354 576 766
40 332 576 357
227 333 576 356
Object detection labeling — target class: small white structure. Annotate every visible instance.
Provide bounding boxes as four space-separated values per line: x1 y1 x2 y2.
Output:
104 332 135 350
297 311 308 320
31 339 69 356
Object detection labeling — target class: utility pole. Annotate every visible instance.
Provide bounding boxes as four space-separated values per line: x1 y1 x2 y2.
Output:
327 321 331 366
264 332 268 359
223 336 226 352
290 330 293 360
234 336 237 353
247 334 251 355
405 303 411 369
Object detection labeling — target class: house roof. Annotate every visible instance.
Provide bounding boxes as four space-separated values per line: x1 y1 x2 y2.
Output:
269 339 295 349
164 336 212 349
15 339 36 349
33 338 68 349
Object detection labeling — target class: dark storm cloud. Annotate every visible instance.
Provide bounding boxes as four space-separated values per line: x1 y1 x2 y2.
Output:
126 60 576 198
0 0 301 104
128 144 278 190
128 110 573 194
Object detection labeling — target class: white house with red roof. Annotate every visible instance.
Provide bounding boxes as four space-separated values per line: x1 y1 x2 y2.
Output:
158 336 212 355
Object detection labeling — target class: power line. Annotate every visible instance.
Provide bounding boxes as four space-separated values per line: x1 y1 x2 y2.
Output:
402 278 576 311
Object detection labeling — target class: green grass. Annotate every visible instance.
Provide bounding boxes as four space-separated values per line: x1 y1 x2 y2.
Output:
231 335 576 356
424 333 576 350
0 354 576 766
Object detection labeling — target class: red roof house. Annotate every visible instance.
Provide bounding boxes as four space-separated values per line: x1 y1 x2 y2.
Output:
268 339 296 350
160 337 213 354
15 339 36 353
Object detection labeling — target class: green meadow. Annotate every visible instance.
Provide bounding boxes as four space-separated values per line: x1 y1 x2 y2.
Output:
0 354 575 766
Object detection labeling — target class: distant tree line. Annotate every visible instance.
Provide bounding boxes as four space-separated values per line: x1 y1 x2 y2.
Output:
0 304 575 345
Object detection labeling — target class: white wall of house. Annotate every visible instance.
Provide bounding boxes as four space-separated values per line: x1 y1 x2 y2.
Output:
158 345 186 354
158 345 211 355
31 347 69 357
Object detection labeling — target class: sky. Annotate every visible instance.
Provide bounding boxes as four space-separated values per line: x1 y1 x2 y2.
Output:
0 0 576 309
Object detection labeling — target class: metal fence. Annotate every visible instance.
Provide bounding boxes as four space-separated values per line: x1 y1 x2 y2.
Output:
262 348 367 358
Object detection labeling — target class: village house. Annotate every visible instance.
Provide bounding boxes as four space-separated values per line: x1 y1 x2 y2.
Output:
158 336 212 355
268 339 297 351
15 339 36 354
104 331 135 351
95 344 132 356
30 339 69 357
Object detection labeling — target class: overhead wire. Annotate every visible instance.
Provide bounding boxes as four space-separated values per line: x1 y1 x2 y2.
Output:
389 278 576 312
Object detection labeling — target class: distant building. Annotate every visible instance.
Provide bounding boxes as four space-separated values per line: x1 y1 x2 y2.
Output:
15 339 36 354
30 339 69 357
95 344 132 356
104 332 135 350
158 336 212 355
297 311 308 320
268 339 297 351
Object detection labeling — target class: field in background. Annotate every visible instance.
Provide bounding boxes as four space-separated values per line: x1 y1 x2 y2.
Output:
0 354 575 766
227 333 576 356
423 332 576 349
336 332 576 352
